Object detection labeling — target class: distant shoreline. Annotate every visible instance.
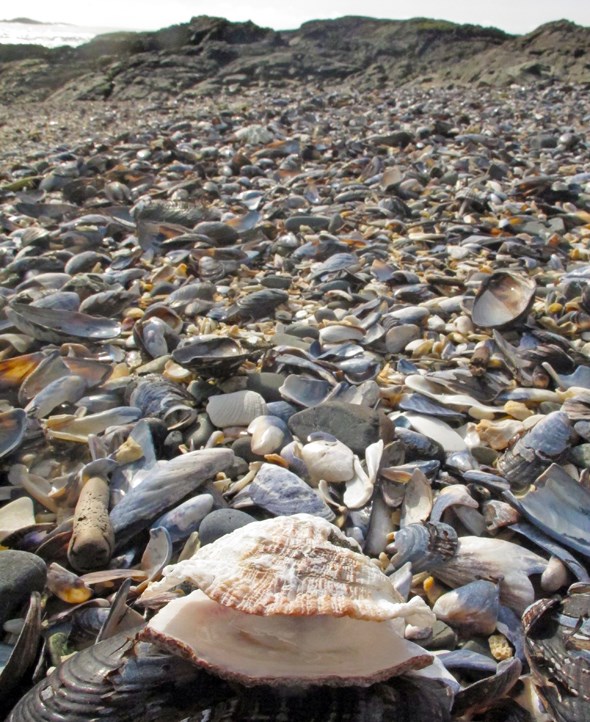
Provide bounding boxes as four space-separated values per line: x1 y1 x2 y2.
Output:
0 17 71 26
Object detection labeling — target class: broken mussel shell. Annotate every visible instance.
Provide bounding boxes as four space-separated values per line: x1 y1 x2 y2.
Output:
5 631 453 722
172 335 255 377
523 582 590 722
470 271 536 329
141 514 436 686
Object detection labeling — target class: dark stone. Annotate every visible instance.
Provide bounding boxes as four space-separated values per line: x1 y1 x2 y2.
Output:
284 215 330 232
260 274 292 289
529 133 558 149
288 401 394 455
231 435 265 463
423 620 458 651
198 508 256 545
186 412 216 449
283 323 320 340
246 372 287 402
0 550 47 626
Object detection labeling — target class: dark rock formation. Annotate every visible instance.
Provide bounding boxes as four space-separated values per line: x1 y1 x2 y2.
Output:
0 15 588 104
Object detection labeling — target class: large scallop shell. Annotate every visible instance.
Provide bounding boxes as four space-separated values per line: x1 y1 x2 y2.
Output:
143 589 433 687
150 514 415 620
142 514 436 687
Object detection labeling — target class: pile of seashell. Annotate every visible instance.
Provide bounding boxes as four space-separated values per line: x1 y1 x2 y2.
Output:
0 80 589 720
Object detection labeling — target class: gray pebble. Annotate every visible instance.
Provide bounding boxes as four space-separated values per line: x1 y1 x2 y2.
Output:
288 401 394 456
246 372 287 402
284 215 330 232
0 550 47 626
198 508 256 545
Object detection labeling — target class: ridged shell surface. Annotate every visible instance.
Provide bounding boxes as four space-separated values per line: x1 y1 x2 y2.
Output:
156 513 404 619
206 390 268 428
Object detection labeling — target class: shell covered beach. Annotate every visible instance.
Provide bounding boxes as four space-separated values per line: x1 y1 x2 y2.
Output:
0 78 589 721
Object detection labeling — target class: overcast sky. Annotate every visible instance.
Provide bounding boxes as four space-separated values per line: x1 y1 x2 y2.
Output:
6 0 590 34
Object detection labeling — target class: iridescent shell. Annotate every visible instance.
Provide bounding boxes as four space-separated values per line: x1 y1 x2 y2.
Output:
470 271 536 329
143 589 433 687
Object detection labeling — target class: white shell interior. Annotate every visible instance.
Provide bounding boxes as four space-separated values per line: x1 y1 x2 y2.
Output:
146 589 433 685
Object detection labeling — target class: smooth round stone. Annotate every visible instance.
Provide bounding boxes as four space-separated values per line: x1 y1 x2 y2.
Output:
246 372 287 402
284 215 330 232
433 580 500 636
232 435 265 463
0 550 47 626
573 421 590 442
569 443 590 468
288 401 394 456
260 275 292 289
530 133 558 149
198 509 256 546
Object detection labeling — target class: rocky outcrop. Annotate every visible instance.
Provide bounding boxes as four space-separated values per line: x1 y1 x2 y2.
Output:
0 15 588 104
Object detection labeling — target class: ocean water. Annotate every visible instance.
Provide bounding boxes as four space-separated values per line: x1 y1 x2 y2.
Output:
0 20 122 48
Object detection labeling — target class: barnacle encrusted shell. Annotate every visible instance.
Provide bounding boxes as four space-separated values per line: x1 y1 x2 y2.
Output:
148 513 410 619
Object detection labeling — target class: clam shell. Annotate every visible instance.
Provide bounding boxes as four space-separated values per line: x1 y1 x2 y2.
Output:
153 513 411 620
301 438 355 483
207 390 268 428
523 583 590 722
142 514 437 688
0 352 44 392
388 522 458 574
279 374 333 407
504 463 590 558
0 497 35 542
319 324 365 345
435 536 548 613
470 271 536 329
110 448 235 546
248 415 291 455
